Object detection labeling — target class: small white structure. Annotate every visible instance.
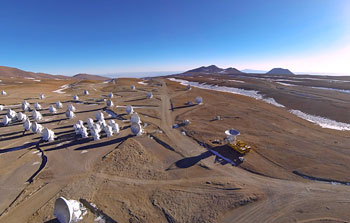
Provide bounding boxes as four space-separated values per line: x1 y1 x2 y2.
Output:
106 99 114 107
40 94 45 100
68 104 76 112
131 123 143 136
84 90 89 95
34 102 42 110
195 96 203 104
56 101 63 109
7 109 17 119
96 111 104 121
0 105 4 111
49 105 57 113
32 110 43 121
17 112 27 122
93 123 102 133
146 92 153 99
22 101 30 111
42 128 55 142
108 92 114 98
108 120 119 134
104 125 114 137
24 119 31 131
3 115 10 126
66 109 75 119
98 119 107 129
126 105 133 115
32 122 43 134
79 126 89 138
91 128 100 141
130 113 141 124
131 85 136 90
73 95 79 100
86 118 94 129
225 129 240 145
184 119 190 125
187 84 191 90
54 197 87 223
1 90 7 95
73 123 82 135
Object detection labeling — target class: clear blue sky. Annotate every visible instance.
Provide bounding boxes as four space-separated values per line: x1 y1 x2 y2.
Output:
0 0 349 76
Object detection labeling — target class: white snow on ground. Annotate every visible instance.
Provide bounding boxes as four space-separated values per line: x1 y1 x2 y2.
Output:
138 81 148 85
24 77 35 80
168 78 350 131
290 110 350 131
311 87 350 94
275 82 297 86
228 79 245 83
32 161 40 165
33 79 41 82
53 84 69 94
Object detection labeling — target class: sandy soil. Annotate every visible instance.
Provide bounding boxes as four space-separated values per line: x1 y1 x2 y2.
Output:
0 75 349 223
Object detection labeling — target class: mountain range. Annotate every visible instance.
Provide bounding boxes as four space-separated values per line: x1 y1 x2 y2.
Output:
0 66 110 80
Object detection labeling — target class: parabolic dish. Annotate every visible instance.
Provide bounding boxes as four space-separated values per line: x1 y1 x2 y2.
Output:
131 123 142 135
225 129 240 136
126 105 133 114
54 197 73 223
130 113 140 124
195 96 203 104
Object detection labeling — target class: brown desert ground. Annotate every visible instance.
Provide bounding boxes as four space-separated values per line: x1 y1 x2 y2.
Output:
0 74 350 223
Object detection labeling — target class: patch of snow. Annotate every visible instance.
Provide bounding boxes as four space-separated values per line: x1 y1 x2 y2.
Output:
53 84 69 94
275 82 297 86
311 87 350 94
81 150 88 154
290 110 350 131
137 81 148 85
32 161 40 165
24 77 35 80
228 79 245 83
33 79 41 82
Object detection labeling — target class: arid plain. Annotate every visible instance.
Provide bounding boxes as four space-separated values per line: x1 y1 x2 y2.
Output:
0 71 350 223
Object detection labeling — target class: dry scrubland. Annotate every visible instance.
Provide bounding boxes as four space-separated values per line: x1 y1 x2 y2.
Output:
0 75 349 223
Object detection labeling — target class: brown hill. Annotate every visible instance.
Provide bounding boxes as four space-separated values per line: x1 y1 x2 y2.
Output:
0 65 110 81
72 73 110 81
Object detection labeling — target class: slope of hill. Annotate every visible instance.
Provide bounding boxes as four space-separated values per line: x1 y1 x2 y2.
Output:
0 66 110 80
266 68 294 75
72 73 110 81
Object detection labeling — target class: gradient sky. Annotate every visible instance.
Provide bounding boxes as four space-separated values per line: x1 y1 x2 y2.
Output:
0 0 349 76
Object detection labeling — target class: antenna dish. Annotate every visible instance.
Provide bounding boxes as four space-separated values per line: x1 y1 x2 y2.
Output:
195 96 203 104
49 105 57 113
96 111 104 121
22 101 30 111
131 85 136 90
126 105 133 114
32 122 43 134
131 123 142 136
106 99 114 107
40 94 45 100
73 95 79 100
56 101 63 109
186 84 191 90
1 90 7 95
42 128 55 142
17 112 27 122
34 102 42 110
146 92 153 99
54 197 86 223
68 104 76 112
3 115 10 126
108 92 114 98
84 90 89 95
225 129 240 144
7 109 17 119
66 110 75 119
24 119 31 131
32 110 43 121
130 113 140 124
0 105 4 111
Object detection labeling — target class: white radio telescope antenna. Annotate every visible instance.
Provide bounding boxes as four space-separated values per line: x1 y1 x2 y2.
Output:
130 113 140 124
24 119 31 131
73 95 79 101
34 102 42 110
108 92 114 98
146 92 153 99
54 197 86 223
131 85 136 90
3 115 10 126
131 123 143 136
186 84 191 90
195 96 203 104
49 105 57 113
1 90 7 95
42 128 55 142
56 101 63 109
40 93 45 100
66 109 75 119
96 111 104 121
106 99 114 107
22 101 30 111
126 105 133 114
225 129 240 144
84 90 89 95
68 104 76 112
0 105 4 111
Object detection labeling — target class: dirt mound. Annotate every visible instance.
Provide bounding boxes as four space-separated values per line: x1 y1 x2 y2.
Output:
97 138 167 180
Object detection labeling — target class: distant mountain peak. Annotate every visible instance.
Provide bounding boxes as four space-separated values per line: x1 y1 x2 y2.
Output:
267 68 294 75
73 73 110 81
184 65 242 75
